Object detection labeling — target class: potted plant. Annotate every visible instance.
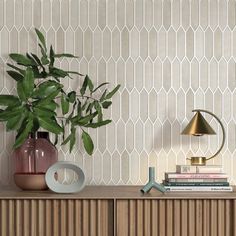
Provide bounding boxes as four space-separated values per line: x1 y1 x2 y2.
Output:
0 29 120 190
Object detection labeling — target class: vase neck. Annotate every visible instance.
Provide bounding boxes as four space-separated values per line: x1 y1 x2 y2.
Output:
29 132 49 140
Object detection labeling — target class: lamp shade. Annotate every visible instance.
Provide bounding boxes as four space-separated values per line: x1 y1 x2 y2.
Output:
181 111 216 135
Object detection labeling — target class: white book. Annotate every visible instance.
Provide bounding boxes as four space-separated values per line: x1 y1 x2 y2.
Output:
197 166 223 173
165 186 233 192
176 165 223 174
176 165 197 173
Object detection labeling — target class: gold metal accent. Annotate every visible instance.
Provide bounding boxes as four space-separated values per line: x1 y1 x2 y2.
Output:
188 157 206 166
182 109 226 165
181 111 216 135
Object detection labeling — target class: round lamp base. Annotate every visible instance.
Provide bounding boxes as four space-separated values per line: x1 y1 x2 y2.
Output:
189 157 206 166
14 173 48 190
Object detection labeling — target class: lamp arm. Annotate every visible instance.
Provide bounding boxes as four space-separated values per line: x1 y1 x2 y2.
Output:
192 109 225 161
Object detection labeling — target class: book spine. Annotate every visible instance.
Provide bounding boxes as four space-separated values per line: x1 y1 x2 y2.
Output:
167 178 228 183
176 165 197 173
197 167 223 173
176 165 223 174
163 182 229 186
165 186 233 192
165 173 228 179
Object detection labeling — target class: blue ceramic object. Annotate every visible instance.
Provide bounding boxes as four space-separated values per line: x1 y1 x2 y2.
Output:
140 167 166 193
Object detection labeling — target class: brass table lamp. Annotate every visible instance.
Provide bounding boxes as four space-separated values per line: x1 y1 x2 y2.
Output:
181 109 225 165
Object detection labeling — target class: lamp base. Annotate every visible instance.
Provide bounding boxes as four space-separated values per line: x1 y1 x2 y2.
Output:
188 157 206 166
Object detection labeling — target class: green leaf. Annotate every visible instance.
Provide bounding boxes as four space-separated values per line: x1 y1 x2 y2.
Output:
34 107 56 118
26 53 40 66
50 67 68 78
81 98 89 111
32 117 40 133
36 89 61 105
38 43 47 57
13 117 33 149
31 66 41 78
0 108 23 121
92 82 109 94
61 134 71 145
17 81 27 102
69 127 76 152
31 53 45 69
22 68 34 98
82 131 94 155
80 75 89 96
87 76 94 93
61 94 69 115
9 53 36 66
65 102 77 125
105 84 121 100
54 53 78 58
94 101 102 122
86 101 95 113
102 101 112 109
41 55 50 65
66 71 84 76
99 89 107 102
7 71 24 81
49 45 55 67
35 28 47 52
38 116 63 134
68 91 76 103
77 100 82 117
32 80 62 99
7 63 25 75
6 114 23 131
0 95 20 106
37 101 57 111
85 120 112 128
71 112 97 126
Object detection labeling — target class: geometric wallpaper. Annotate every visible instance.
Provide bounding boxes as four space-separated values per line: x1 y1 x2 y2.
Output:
0 0 236 186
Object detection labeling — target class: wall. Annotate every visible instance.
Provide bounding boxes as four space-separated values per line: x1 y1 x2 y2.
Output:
0 0 236 186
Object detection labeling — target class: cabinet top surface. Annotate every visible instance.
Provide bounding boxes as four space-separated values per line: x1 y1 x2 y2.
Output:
0 186 235 199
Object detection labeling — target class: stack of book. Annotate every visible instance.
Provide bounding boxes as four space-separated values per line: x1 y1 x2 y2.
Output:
163 165 233 192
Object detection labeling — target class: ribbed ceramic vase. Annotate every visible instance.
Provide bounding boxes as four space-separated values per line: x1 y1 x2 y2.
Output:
13 132 58 190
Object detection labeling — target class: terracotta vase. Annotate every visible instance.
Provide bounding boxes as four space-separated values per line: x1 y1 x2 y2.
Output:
12 132 58 190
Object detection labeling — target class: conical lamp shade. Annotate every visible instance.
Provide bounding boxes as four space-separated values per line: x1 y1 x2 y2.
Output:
181 111 216 135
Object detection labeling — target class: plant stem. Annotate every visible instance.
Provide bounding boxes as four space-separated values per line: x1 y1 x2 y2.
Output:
55 95 100 102
76 95 99 102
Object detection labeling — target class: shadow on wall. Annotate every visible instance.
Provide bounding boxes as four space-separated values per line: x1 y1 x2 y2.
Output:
153 119 197 147
153 115 210 154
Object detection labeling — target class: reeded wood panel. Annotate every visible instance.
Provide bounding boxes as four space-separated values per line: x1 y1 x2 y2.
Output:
116 199 236 236
0 199 113 236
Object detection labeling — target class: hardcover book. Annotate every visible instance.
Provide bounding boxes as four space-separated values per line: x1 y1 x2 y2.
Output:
165 186 233 192
167 178 228 183
165 173 228 179
163 181 229 186
176 165 223 174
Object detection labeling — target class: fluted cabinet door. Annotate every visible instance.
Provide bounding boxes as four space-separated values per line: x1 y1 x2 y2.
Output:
0 199 114 236
116 199 236 236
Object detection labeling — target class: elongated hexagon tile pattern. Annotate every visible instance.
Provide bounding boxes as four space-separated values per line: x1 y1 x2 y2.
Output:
1 0 236 186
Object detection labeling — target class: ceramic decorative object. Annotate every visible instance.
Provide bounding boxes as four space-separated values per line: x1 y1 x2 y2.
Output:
13 132 58 190
141 167 166 193
45 162 85 193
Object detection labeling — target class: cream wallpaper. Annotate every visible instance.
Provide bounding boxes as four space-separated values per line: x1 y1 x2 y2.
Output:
0 0 236 186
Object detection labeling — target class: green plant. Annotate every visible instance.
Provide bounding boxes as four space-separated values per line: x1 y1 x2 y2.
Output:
0 28 120 155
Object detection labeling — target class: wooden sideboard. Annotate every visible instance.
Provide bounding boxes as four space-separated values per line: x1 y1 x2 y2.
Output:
0 186 236 236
